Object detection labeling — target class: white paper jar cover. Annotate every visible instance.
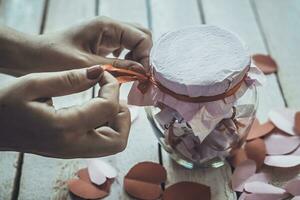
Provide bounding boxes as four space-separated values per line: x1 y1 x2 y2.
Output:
128 25 264 141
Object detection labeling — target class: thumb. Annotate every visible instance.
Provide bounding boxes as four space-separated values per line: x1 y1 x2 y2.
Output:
87 54 146 74
25 65 103 100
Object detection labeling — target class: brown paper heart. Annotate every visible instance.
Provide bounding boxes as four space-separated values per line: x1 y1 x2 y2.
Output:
247 119 275 141
124 162 167 200
252 54 278 74
162 181 210 200
295 112 300 134
228 148 248 168
77 168 91 182
67 179 108 199
245 138 266 170
124 179 162 200
68 168 114 199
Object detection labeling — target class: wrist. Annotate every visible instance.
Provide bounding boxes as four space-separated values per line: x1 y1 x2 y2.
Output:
0 26 39 74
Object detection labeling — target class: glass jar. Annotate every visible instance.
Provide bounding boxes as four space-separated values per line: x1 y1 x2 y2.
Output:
127 25 263 169
146 84 258 169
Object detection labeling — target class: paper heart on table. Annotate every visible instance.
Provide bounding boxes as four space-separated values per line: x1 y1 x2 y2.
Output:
264 155 300 167
67 167 115 199
246 118 274 141
87 158 117 185
124 161 167 200
269 108 299 135
252 54 278 74
231 159 257 192
295 112 300 134
123 161 211 200
264 131 300 155
284 177 300 196
68 178 109 199
244 181 286 194
162 181 210 200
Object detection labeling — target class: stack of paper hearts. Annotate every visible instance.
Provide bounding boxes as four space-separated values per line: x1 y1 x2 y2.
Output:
124 161 211 200
229 108 300 199
67 159 117 199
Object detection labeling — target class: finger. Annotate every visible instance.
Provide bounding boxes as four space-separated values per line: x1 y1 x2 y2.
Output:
68 104 131 157
25 65 103 100
53 72 120 131
86 54 146 74
114 23 152 70
127 22 152 37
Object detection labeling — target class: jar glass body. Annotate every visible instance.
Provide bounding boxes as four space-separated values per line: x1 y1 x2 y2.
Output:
146 85 258 169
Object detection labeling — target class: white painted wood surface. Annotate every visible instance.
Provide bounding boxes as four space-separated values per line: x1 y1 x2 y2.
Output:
17 1 96 199
0 0 299 199
150 1 236 199
0 0 45 199
254 0 300 109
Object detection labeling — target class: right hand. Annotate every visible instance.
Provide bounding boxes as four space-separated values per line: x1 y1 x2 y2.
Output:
0 65 131 158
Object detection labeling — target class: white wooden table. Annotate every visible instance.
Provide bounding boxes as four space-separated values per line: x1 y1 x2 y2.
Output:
0 0 299 199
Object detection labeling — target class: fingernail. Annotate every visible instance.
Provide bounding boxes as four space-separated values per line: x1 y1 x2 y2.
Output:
86 65 103 80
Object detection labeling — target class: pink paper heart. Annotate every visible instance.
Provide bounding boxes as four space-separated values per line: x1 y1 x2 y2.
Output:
290 146 300 155
264 155 300 167
88 159 117 185
244 181 286 194
245 172 271 184
231 159 257 192
243 193 290 200
264 132 300 155
269 108 297 135
284 177 300 196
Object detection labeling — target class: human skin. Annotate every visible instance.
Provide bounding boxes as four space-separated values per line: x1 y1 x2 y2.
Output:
0 16 152 158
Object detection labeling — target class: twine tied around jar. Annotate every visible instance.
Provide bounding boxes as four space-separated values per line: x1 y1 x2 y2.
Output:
101 64 248 103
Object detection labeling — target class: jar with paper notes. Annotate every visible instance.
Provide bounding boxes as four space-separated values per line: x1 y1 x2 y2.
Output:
127 25 265 169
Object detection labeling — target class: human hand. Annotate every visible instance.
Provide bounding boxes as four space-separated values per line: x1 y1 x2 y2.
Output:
0 65 131 158
9 16 152 75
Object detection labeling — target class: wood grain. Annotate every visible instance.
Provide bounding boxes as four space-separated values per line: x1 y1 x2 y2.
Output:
0 0 45 199
17 1 95 199
202 0 295 193
252 0 300 186
96 1 160 199
202 0 286 122
150 0 236 199
254 0 300 109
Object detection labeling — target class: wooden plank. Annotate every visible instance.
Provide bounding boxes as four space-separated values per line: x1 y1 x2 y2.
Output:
150 1 236 199
253 0 300 108
0 0 45 199
252 0 300 185
202 0 290 192
18 1 96 199
96 0 160 199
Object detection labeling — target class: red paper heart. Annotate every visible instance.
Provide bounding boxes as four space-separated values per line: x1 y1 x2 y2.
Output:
162 181 211 200
247 119 275 141
124 162 167 200
295 112 300 134
67 179 108 199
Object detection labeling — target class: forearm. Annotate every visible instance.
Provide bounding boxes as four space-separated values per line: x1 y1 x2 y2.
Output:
0 26 38 75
